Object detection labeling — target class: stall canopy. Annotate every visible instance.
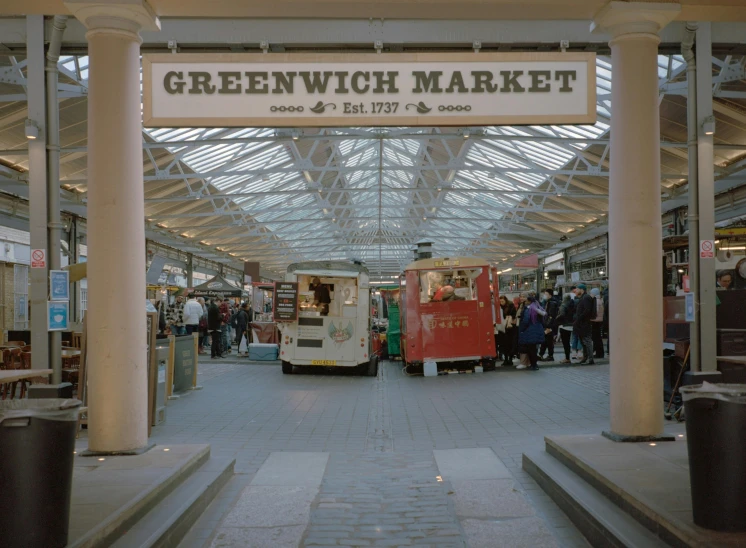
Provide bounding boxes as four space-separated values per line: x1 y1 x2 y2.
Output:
191 275 245 298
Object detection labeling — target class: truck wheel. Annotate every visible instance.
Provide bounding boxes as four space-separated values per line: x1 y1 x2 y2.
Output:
282 361 293 375
367 355 379 377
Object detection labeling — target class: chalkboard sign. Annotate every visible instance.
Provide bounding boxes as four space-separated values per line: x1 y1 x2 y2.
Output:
274 282 299 322
172 335 195 394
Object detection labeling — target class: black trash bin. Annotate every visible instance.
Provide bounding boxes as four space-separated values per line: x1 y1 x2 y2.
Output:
681 383 746 532
0 399 82 548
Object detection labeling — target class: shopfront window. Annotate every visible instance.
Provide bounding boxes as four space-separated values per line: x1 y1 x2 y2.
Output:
419 269 481 304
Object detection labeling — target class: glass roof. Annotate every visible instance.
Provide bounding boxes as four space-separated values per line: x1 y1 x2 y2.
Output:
55 54 689 278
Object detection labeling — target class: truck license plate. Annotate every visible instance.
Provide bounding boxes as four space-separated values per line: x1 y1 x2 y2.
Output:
311 360 336 366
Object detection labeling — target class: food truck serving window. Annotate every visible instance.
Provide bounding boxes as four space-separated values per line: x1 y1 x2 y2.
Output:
420 269 481 303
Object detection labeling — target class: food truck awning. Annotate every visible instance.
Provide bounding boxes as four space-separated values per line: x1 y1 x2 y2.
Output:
292 270 361 278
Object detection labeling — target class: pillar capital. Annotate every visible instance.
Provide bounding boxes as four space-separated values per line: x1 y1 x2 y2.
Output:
591 1 680 41
64 0 160 40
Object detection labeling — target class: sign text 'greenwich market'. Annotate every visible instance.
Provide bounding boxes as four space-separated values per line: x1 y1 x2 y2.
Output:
142 53 596 127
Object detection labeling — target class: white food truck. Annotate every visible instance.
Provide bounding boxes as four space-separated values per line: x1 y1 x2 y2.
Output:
278 261 378 376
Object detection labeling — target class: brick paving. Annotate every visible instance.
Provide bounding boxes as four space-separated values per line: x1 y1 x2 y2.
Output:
303 452 464 547
136 356 613 547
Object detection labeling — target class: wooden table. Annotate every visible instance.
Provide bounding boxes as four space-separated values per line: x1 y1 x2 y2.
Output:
0 369 53 383
717 355 746 364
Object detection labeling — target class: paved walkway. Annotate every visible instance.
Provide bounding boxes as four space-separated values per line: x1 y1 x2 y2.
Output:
141 357 615 547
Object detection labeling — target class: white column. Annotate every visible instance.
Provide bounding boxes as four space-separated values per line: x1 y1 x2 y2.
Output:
65 0 160 452
26 15 50 371
593 2 680 439
695 22 717 371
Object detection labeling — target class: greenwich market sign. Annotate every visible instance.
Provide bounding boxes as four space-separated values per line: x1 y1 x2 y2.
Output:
142 53 596 127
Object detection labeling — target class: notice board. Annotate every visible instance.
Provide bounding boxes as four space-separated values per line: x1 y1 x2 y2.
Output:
274 282 299 322
172 335 195 394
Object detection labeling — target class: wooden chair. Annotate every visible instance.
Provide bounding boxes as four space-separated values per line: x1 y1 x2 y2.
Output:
20 345 32 352
62 353 81 387
72 332 83 349
6 348 23 399
0 348 11 399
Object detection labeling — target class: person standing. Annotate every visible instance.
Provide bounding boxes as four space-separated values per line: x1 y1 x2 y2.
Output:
517 293 546 371
311 277 331 316
219 298 232 354
167 295 186 335
514 293 528 363
183 294 203 336
198 297 209 350
236 303 250 355
602 288 609 356
590 288 605 359
568 288 582 361
498 295 517 365
573 284 595 365
208 298 223 359
539 288 560 361
556 293 576 364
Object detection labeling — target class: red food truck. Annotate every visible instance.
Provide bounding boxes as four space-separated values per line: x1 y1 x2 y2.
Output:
399 257 499 374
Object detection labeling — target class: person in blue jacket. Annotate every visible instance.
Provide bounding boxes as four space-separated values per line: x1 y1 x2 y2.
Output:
517 292 547 371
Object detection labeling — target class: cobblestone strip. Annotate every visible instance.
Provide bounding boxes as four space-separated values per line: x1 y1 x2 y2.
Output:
302 452 466 547
365 360 394 452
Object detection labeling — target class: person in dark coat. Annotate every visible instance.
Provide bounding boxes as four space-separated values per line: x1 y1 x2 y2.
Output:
518 293 546 371
235 303 250 354
573 284 595 365
555 294 576 363
207 298 223 359
602 288 609 355
539 288 560 361
311 277 331 316
497 295 517 366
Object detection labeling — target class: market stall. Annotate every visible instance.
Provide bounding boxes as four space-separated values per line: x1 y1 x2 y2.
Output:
191 275 245 299
251 282 278 343
400 257 497 374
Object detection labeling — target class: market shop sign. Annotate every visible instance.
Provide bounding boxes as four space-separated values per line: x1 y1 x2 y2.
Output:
142 52 596 127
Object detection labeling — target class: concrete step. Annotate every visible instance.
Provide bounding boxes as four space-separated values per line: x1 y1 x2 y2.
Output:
111 457 235 548
70 445 212 548
523 451 668 548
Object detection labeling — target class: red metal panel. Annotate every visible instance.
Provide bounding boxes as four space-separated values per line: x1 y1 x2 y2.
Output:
401 263 496 365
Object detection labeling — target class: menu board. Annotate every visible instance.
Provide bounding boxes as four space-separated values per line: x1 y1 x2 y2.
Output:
274 282 299 322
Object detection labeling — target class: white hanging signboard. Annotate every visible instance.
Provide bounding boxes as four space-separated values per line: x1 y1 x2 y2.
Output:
142 52 596 128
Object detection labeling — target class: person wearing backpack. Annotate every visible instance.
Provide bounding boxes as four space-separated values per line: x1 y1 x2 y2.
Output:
573 284 596 365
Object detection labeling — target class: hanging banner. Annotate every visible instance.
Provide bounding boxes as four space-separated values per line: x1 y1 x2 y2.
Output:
142 52 596 128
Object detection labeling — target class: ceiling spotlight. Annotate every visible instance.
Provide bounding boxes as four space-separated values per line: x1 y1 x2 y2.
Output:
25 119 40 140
332 218 336 222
